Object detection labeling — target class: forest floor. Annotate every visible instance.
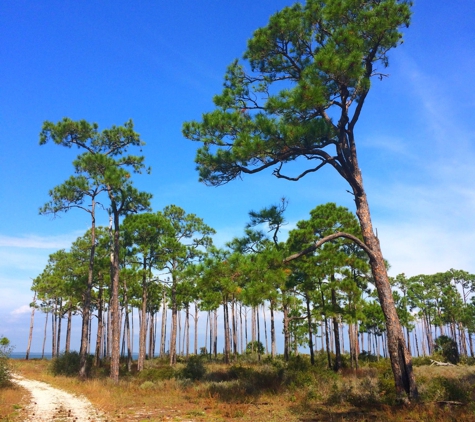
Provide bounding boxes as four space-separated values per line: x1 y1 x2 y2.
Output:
2 357 475 421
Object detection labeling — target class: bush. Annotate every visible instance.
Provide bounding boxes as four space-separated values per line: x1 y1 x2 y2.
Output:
434 335 459 364
245 341 265 355
50 351 92 376
180 355 206 381
0 336 13 387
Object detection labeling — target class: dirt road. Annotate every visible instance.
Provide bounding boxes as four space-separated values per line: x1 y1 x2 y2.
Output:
12 375 105 422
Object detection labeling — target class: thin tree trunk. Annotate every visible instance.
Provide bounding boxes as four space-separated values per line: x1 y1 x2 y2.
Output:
270 303 276 358
138 262 148 371
283 302 290 361
94 285 104 366
26 292 36 360
305 293 315 365
56 299 62 356
185 305 190 357
169 275 178 365
160 287 167 357
149 311 155 359
51 304 57 358
331 287 342 371
213 309 218 358
65 307 72 353
223 301 230 364
194 302 199 355
263 304 268 355
80 199 96 379
109 211 121 383
232 300 238 358
42 310 48 359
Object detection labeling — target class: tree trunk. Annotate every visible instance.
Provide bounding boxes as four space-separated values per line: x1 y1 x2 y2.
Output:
138 261 148 371
185 305 190 357
270 303 276 358
169 275 178 365
213 309 218 359
94 285 103 366
149 311 155 359
26 292 36 360
331 287 342 371
263 304 268 355
65 307 72 353
305 292 315 365
51 304 57 358
223 301 230 364
354 187 418 401
42 310 48 359
283 302 290 361
56 299 62 357
80 199 96 378
160 287 167 357
194 302 199 355
110 211 121 383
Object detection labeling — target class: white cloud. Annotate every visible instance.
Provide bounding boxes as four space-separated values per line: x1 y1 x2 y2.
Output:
11 305 31 316
0 233 79 249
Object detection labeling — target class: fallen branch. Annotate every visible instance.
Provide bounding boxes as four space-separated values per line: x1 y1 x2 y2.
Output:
430 359 455 366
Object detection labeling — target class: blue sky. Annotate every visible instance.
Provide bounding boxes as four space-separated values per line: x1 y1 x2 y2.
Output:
1 0 474 352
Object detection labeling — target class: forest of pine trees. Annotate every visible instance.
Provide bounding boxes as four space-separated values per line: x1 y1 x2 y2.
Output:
29 198 475 375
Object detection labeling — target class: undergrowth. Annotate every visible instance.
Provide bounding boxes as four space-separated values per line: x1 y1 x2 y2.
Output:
11 352 475 421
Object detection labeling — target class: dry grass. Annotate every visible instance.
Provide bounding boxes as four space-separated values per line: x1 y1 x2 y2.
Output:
0 381 31 421
9 358 475 421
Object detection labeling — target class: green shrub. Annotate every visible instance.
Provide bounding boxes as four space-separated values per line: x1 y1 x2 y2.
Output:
420 375 471 403
180 355 206 381
245 341 264 355
412 355 433 366
0 336 13 387
139 380 155 389
434 335 460 364
50 351 92 376
138 366 176 381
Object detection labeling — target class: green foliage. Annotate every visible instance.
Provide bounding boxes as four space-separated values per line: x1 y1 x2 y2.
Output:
245 341 265 355
50 351 92 377
180 356 207 381
183 0 412 187
139 381 155 389
420 376 472 403
0 336 13 387
434 335 460 364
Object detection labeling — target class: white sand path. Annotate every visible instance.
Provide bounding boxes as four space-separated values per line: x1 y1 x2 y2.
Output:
12 375 105 422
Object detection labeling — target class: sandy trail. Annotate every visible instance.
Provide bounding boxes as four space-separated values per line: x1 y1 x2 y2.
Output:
12 375 105 422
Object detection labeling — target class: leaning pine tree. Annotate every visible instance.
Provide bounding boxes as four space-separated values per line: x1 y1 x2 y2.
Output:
183 0 417 401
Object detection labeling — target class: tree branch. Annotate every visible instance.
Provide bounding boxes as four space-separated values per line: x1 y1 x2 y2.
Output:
284 232 376 263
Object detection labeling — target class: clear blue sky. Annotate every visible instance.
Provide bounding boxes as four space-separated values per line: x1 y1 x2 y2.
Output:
1 0 474 352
